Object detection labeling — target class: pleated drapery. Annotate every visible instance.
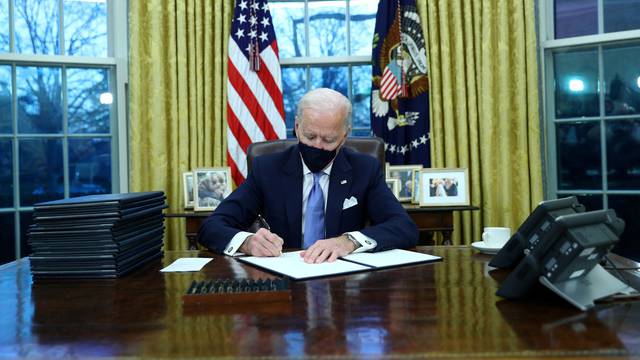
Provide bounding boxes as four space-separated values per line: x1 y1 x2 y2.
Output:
129 1 234 249
417 0 543 244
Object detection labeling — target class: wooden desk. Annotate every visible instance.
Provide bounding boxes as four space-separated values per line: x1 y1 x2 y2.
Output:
167 205 479 249
2 247 639 358
403 204 479 245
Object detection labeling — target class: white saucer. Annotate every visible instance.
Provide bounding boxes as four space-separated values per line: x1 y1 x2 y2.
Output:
471 241 502 255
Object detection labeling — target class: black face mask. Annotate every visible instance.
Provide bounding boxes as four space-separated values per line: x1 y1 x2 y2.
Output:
298 142 337 173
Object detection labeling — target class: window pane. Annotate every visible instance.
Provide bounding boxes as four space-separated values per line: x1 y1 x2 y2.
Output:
559 193 603 211
14 0 60 54
67 67 111 133
282 66 306 137
554 49 599 118
607 119 640 189
0 65 11 133
310 66 347 96
19 138 63 206
0 140 12 207
19 210 32 258
271 1 305 58
308 1 346 57
351 128 372 137
554 0 597 39
17 66 63 134
610 195 640 262
0 213 15 265
349 0 377 56
69 138 111 197
0 0 8 52
64 0 108 57
556 122 601 189
603 44 640 116
604 0 640 33
352 65 371 134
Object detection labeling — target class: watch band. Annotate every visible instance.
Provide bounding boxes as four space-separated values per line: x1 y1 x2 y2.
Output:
345 233 361 249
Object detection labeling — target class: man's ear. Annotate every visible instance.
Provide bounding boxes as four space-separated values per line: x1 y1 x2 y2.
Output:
294 121 299 139
339 126 351 147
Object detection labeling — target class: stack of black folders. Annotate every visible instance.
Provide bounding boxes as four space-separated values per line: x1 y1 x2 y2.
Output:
183 278 291 306
28 191 167 279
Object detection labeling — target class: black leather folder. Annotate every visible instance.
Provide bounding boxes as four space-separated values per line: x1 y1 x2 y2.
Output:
33 191 165 209
29 191 166 279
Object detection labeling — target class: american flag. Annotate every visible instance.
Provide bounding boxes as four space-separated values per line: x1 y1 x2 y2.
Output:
227 0 285 185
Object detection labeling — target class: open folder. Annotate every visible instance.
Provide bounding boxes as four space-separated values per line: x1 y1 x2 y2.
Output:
238 249 442 280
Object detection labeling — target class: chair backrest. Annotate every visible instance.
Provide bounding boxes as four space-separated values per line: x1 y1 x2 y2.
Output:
246 137 385 173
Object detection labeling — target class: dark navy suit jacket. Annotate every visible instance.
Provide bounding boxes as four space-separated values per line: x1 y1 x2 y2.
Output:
197 144 418 253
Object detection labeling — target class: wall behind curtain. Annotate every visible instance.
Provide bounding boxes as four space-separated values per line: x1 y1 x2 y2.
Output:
129 1 234 250
417 0 543 244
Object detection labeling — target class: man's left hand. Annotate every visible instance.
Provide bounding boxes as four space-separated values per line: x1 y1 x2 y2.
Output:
300 235 356 263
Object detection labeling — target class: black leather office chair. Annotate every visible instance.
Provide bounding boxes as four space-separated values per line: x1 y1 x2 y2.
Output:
246 137 385 173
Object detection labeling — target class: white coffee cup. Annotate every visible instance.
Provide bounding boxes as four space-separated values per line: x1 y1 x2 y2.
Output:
482 227 511 248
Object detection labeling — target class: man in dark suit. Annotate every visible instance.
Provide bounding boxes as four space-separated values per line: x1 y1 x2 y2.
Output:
197 88 418 263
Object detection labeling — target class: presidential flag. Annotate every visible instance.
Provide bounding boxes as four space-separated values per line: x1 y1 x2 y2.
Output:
227 0 285 185
371 0 430 167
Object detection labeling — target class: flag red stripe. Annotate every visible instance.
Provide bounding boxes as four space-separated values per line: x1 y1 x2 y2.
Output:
228 59 280 141
226 150 245 187
227 103 252 152
380 80 396 95
257 42 284 119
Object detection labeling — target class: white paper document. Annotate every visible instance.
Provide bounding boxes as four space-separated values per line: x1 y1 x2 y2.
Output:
239 251 370 280
341 249 441 268
160 257 213 272
238 249 441 280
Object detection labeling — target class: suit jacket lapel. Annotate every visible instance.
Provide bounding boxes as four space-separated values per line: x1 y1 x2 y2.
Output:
282 146 303 247
325 149 352 238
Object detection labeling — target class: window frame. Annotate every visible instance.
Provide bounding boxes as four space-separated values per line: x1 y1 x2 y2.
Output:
0 0 128 260
538 0 640 203
274 0 377 137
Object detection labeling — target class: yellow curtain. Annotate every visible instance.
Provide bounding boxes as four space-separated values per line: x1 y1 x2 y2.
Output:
417 0 543 244
129 1 234 250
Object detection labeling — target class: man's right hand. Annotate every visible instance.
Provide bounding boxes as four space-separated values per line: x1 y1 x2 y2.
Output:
239 227 284 257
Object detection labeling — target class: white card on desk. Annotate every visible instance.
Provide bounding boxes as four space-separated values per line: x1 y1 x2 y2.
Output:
341 249 441 268
239 251 370 280
160 257 213 272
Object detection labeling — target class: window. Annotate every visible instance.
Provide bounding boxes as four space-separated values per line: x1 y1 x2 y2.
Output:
270 0 379 137
541 1 640 261
0 0 127 264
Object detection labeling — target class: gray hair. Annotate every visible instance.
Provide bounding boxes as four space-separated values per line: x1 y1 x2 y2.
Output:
295 88 352 131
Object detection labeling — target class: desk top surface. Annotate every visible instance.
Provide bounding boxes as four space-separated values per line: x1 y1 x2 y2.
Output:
1 247 639 359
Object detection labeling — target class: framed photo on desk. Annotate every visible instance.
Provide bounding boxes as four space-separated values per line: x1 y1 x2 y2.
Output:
418 168 470 206
385 178 400 199
193 167 232 211
387 165 422 202
182 171 195 209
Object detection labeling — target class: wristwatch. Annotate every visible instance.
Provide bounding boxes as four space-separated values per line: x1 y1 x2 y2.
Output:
344 233 361 250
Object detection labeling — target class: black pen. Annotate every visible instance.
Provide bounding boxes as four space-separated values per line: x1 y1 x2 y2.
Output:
257 214 271 230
